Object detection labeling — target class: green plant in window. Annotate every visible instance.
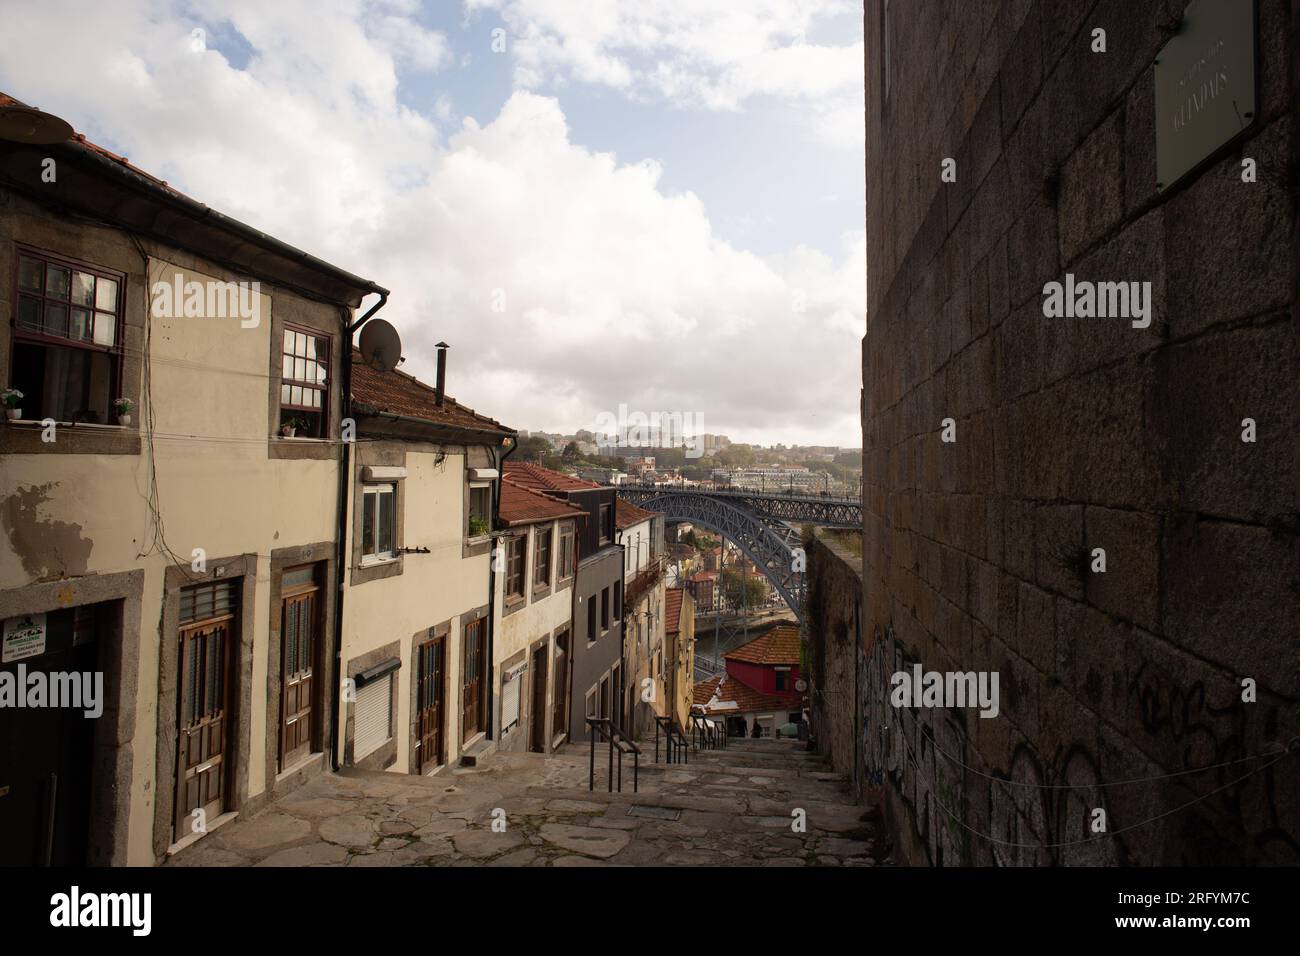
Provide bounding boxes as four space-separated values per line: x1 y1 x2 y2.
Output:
468 514 491 537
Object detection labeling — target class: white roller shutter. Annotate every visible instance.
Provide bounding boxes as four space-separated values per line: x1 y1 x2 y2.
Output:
354 674 392 759
501 670 522 732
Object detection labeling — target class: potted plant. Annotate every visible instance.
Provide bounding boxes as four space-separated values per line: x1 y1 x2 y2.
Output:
280 416 306 438
468 514 490 537
113 397 134 426
2 387 22 421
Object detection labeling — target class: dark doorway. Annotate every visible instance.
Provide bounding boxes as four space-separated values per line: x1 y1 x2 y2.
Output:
0 604 104 865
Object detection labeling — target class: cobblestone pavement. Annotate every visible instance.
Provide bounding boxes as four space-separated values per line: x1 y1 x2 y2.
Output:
166 737 891 867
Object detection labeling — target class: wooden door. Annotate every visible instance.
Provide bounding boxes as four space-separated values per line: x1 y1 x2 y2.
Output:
279 568 319 771
176 617 231 838
529 645 548 752
461 619 486 742
416 636 445 772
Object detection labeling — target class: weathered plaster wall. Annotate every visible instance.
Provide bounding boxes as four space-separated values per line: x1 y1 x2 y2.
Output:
1 193 351 863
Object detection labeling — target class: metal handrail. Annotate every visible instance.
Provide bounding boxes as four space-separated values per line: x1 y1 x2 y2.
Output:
587 716 640 793
652 714 689 765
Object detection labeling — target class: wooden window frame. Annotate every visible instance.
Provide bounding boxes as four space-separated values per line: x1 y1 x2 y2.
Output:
10 245 125 424
361 482 398 563
506 534 526 601
598 503 612 545
278 322 331 438
533 527 552 589
557 522 576 581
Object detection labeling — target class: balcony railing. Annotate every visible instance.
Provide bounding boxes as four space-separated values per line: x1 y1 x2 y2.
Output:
624 555 665 608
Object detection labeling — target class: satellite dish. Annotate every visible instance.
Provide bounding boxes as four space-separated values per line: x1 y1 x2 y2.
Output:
358 319 402 372
0 106 74 145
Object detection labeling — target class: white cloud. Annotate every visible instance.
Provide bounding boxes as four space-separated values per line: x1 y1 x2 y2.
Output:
0 0 863 446
468 0 864 149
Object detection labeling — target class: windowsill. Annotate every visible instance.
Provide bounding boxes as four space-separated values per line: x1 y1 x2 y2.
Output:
276 435 328 442
466 533 491 544
360 554 399 568
167 811 239 856
4 418 129 429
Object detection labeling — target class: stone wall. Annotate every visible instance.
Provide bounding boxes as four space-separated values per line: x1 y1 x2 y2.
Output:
861 0 1298 864
805 530 865 801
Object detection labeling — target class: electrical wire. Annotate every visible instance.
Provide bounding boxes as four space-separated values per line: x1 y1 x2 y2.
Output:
891 721 1293 850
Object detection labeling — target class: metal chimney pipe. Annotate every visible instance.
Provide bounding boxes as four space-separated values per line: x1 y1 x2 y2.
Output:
435 341 449 406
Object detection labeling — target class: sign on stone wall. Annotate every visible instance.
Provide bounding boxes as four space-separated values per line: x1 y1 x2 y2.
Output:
1154 0 1257 192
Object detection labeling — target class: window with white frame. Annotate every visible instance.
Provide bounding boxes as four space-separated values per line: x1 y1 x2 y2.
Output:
361 483 397 562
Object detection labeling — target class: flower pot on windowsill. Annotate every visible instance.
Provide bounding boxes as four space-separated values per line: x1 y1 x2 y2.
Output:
280 426 297 438
118 413 132 427
5 408 21 421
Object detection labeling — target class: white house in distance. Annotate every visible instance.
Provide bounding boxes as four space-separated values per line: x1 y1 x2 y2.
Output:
616 498 665 736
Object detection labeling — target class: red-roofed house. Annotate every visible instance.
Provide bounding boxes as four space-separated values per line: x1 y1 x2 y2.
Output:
661 587 696 730
693 625 803 738
490 477 583 754
341 345 517 779
504 461 624 741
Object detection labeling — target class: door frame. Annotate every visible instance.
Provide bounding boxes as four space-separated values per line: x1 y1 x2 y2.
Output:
460 617 487 743
174 611 234 840
278 564 322 773
529 642 548 753
415 632 447 773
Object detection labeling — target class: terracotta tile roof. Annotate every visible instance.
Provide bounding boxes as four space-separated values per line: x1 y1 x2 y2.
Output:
724 625 801 666
615 498 658 530
692 674 796 716
499 477 584 526
688 570 719 582
502 461 600 492
351 349 513 436
664 587 685 635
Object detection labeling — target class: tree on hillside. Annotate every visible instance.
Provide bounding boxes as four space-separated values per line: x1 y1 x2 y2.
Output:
516 434 553 462
562 441 580 462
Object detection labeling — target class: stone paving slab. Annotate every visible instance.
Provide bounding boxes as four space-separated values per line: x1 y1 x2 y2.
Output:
165 740 890 867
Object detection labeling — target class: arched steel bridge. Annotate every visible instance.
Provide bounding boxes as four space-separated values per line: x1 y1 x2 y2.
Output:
616 486 861 626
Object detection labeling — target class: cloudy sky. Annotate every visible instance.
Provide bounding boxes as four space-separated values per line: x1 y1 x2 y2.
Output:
2 0 865 447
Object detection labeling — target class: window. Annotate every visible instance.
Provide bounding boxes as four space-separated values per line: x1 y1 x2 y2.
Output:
600 587 609 631
534 527 552 588
506 535 526 600
354 673 393 759
599 503 612 544
11 248 123 424
775 668 790 692
587 598 597 643
468 484 491 537
279 324 330 438
557 523 575 579
361 483 397 562
585 688 597 720
613 581 622 620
